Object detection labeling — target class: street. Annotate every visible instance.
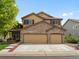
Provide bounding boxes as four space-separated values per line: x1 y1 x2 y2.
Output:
0 56 79 59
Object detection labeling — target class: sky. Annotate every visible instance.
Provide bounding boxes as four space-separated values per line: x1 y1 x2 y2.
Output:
16 0 79 25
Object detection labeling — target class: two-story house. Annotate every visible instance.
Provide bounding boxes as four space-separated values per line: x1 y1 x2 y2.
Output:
19 12 66 44
9 12 66 44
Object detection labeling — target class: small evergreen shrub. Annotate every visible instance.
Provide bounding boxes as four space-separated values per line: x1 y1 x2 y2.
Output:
65 34 79 44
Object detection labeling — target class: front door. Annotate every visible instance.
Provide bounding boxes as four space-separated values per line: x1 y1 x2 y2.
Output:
12 31 20 41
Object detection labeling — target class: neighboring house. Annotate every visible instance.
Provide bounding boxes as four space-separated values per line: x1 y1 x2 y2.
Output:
11 12 66 44
63 19 79 36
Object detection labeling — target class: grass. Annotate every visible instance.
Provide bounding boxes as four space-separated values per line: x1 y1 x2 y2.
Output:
0 43 8 50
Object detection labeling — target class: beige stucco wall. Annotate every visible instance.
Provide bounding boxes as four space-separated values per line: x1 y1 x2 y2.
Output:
38 13 52 19
50 34 62 44
23 34 47 44
48 28 62 33
45 20 50 24
26 22 52 33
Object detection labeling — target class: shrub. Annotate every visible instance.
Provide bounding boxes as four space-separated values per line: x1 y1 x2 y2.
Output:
0 39 8 45
64 34 79 44
0 39 3 42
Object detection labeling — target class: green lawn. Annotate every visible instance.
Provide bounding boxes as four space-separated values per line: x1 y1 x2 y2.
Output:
0 44 8 50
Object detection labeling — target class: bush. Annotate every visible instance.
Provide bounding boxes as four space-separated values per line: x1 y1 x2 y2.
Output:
64 34 79 44
0 39 8 45
7 38 13 44
0 39 3 42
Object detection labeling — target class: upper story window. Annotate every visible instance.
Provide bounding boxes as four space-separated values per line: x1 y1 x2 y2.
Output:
24 19 34 25
52 20 60 25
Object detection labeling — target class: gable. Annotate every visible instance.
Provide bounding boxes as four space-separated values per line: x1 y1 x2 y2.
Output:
63 19 79 36
25 21 52 33
22 14 44 24
37 12 53 19
63 20 79 33
46 24 66 33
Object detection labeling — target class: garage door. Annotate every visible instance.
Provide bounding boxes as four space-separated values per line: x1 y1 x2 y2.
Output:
50 34 62 44
23 33 47 44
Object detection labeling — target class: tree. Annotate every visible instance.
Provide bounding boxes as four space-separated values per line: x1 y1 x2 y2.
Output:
0 0 18 39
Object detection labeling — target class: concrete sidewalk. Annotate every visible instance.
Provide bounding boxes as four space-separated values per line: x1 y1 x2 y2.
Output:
0 50 79 56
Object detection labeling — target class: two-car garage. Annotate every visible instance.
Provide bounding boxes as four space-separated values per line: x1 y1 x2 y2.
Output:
22 33 64 44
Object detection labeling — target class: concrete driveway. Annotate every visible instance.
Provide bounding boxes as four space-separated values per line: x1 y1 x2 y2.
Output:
0 44 79 56
12 44 79 56
14 44 75 51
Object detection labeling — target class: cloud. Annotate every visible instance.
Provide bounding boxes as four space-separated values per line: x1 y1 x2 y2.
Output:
62 10 79 17
69 12 73 16
62 13 68 17
62 12 74 17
